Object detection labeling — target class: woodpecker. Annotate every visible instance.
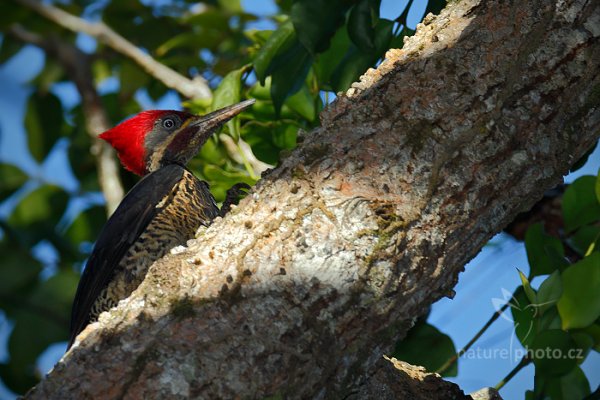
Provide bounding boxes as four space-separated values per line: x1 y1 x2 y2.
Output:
68 99 255 349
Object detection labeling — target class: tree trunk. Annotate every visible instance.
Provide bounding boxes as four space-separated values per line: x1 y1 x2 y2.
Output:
27 0 600 398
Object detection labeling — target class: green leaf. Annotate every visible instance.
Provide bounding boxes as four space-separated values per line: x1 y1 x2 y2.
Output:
103 1 173 50
537 271 562 314
314 24 352 89
272 123 298 150
570 332 594 362
211 67 246 140
392 321 457 377
100 92 142 126
64 206 107 246
218 0 241 13
519 269 537 304
0 2 28 30
577 323 600 351
253 20 295 83
67 126 101 193
568 225 600 257
276 0 293 13
30 60 64 93
183 7 231 32
182 97 212 116
424 0 447 15
285 85 316 121
92 59 112 85
25 91 64 162
562 176 600 232
241 119 291 165
530 329 578 376
0 363 37 396
196 135 227 165
8 185 69 245
269 41 312 113
120 61 149 100
544 366 590 400
0 37 23 64
570 141 597 173
331 18 394 92
290 0 348 55
3 270 77 393
202 164 255 185
0 163 28 201
30 269 78 319
557 252 600 329
245 29 272 48
248 77 272 101
246 99 278 120
538 307 562 331
525 223 568 277
156 32 221 57
389 26 414 50
348 0 380 52
525 390 535 400
0 243 41 301
511 287 538 347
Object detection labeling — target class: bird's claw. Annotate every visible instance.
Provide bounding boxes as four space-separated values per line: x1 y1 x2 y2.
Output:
220 183 251 217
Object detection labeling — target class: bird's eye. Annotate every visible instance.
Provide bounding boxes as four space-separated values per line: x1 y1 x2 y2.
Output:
163 118 175 129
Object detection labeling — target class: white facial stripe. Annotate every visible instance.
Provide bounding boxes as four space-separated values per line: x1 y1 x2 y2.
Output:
148 137 172 172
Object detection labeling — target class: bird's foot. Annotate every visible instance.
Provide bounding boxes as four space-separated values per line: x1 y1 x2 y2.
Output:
220 183 251 217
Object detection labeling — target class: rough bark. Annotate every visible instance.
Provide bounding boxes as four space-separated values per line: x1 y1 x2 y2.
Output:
347 357 481 400
28 0 600 398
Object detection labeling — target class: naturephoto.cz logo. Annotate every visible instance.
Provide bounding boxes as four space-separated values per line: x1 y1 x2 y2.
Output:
458 288 585 363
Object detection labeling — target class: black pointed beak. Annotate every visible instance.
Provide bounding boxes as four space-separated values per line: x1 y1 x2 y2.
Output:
160 99 255 170
189 99 256 133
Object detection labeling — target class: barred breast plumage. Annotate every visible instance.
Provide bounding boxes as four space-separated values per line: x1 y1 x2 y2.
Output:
89 169 217 322
69 165 218 347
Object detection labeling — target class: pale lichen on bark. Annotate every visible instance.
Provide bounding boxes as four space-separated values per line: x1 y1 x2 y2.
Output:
27 0 600 398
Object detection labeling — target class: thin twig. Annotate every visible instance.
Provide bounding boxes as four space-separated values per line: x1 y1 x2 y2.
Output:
494 355 531 391
8 25 124 214
436 302 510 375
12 0 212 100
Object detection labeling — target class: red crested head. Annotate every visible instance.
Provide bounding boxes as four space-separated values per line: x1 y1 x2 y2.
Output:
99 110 188 176
99 100 256 176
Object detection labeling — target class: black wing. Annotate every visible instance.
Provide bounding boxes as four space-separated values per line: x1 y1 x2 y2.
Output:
68 165 185 348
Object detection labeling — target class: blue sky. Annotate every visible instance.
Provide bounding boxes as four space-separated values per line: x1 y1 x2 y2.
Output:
0 1 599 399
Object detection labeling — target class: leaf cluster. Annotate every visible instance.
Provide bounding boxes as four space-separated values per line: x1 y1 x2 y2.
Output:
513 172 600 399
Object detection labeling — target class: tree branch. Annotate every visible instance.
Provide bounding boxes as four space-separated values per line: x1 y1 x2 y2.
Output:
8 25 124 214
26 0 600 398
348 356 496 399
494 355 532 391
12 0 212 100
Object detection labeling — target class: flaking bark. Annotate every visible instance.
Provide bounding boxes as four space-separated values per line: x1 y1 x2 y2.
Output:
27 0 600 398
